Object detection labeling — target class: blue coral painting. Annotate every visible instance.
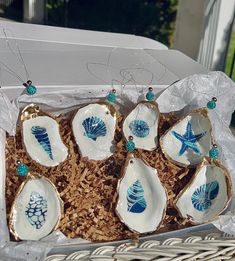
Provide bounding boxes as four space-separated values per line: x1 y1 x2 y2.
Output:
191 181 219 211
127 180 147 213
172 121 206 156
129 120 150 138
25 191 48 229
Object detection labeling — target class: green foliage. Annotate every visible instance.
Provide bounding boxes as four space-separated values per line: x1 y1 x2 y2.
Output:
46 0 65 25
46 0 178 47
225 31 235 81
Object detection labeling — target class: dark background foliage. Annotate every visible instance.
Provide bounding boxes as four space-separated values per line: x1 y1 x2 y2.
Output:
1 0 178 47
46 0 178 46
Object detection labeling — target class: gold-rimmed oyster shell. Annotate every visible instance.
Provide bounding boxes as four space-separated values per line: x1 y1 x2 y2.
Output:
160 108 212 166
175 157 232 224
122 101 160 151
72 102 117 160
9 172 63 240
21 104 68 167
116 154 167 234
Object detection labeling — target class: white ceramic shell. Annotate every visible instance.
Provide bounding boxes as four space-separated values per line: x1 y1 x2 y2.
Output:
21 104 68 167
116 154 167 234
9 173 63 240
160 108 212 166
123 101 160 151
175 157 232 224
72 102 117 160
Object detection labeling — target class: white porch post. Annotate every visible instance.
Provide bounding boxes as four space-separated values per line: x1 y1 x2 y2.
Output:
23 0 45 24
174 0 235 71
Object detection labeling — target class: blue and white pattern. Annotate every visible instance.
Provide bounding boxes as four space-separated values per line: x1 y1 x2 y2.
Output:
31 126 53 160
172 121 206 156
191 181 219 211
25 191 48 229
127 180 147 213
129 120 150 138
82 116 107 141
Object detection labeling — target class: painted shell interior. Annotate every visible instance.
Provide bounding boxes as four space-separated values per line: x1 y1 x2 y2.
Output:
21 104 68 167
9 173 63 240
175 158 232 224
116 155 167 234
72 103 117 160
160 109 212 166
123 101 160 150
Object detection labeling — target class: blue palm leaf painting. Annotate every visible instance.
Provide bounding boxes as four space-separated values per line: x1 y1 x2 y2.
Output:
25 191 48 229
129 120 150 138
82 116 107 141
31 126 53 160
127 180 147 213
191 181 219 211
172 121 207 156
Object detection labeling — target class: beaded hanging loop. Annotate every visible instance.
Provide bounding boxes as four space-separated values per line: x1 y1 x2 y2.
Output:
106 89 117 103
125 136 136 152
146 87 155 101
23 80 37 96
207 97 217 110
209 144 219 159
16 160 29 176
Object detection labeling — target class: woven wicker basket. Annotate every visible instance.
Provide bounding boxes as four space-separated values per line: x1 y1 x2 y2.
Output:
45 232 235 260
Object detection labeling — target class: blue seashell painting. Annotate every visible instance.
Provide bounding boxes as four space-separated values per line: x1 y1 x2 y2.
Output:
82 116 107 141
191 181 219 211
129 120 150 138
31 126 53 160
127 180 147 213
25 191 48 229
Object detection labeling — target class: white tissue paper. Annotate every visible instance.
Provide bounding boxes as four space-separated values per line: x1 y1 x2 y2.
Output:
0 71 234 260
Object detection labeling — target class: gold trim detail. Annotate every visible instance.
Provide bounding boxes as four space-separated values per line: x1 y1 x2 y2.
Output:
115 153 168 234
71 101 118 161
122 101 160 151
159 108 213 167
20 103 68 167
174 157 233 224
9 172 64 240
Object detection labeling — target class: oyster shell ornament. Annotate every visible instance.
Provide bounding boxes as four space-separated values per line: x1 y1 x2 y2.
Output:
123 101 160 151
116 154 167 234
21 104 68 167
72 102 117 160
9 172 63 240
175 157 232 224
160 108 212 166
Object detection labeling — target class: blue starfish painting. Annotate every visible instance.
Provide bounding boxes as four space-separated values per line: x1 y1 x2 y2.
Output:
172 121 206 156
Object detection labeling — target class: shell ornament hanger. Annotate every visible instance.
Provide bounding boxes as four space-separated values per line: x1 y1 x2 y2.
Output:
70 85 118 161
174 146 232 225
10 162 63 241
0 29 64 240
114 87 167 234
124 87 160 152
160 95 218 168
0 28 68 168
0 28 37 96
20 104 68 167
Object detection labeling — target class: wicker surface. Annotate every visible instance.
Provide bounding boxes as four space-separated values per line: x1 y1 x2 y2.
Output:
45 233 235 260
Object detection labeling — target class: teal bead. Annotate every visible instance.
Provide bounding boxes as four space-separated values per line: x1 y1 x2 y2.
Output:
209 148 219 159
26 84 37 95
207 100 216 109
17 164 28 176
146 91 155 101
126 140 135 152
106 92 116 103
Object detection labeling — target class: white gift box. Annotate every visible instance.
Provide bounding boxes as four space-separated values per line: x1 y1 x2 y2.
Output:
2 21 234 261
